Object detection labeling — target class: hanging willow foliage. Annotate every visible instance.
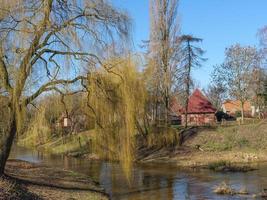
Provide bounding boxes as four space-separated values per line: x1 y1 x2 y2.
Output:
19 106 51 147
86 57 146 181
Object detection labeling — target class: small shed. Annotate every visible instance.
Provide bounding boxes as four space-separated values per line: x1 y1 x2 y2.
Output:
56 114 72 129
180 89 217 126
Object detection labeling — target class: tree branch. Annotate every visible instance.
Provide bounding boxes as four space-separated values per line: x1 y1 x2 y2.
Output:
0 50 12 93
24 75 86 105
16 0 53 97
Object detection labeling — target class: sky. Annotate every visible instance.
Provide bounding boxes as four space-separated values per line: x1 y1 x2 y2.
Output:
112 0 267 88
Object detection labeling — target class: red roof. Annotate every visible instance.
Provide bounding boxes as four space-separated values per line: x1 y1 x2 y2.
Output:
181 89 216 114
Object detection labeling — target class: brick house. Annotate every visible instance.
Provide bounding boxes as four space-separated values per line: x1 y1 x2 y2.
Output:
222 100 255 117
171 89 217 126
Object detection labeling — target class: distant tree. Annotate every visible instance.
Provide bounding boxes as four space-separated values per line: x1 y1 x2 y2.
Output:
258 26 267 54
147 0 180 125
248 67 266 118
255 27 267 115
177 35 206 127
205 83 226 110
212 44 261 123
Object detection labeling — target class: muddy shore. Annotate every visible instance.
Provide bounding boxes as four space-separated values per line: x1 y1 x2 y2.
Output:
1 159 109 200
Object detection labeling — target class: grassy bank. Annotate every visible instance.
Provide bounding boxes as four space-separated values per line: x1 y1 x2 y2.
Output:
2 159 108 200
186 121 267 152
139 121 267 168
18 130 95 156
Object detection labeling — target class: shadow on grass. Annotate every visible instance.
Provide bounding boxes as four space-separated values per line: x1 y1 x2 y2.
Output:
0 175 43 200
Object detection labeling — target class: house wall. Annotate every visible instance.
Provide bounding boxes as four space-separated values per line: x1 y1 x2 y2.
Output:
224 110 252 118
222 101 253 118
181 113 216 126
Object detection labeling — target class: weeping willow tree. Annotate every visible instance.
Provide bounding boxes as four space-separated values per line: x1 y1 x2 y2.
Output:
0 0 130 175
86 57 146 181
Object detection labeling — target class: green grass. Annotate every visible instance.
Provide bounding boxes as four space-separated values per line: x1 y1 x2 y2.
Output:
39 131 94 155
186 121 267 152
19 130 96 155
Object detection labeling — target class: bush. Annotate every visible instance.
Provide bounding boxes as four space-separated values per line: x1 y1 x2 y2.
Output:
235 111 242 118
215 111 236 122
145 127 179 148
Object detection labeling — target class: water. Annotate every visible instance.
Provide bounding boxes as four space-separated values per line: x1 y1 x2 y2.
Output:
9 145 267 200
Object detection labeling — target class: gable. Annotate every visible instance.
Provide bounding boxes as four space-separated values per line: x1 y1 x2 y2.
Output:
182 89 216 114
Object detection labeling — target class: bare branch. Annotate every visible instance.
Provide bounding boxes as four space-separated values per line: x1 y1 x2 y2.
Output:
24 76 86 105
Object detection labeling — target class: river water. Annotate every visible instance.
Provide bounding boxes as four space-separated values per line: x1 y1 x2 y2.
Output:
9 145 267 200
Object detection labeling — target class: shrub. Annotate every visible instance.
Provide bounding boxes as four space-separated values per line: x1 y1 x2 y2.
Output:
235 111 242 118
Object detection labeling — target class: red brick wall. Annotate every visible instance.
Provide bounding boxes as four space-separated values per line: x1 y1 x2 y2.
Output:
181 113 216 126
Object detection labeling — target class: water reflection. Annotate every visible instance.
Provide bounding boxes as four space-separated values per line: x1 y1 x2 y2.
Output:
9 145 267 200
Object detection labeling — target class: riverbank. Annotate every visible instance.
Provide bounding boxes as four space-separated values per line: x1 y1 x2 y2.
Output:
1 159 108 200
139 146 267 171
17 121 267 170
138 121 267 170
18 130 94 156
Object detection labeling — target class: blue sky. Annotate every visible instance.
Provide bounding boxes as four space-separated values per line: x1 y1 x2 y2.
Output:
112 0 267 88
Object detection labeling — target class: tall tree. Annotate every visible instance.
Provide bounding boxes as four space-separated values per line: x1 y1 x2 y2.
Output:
178 35 206 127
258 26 267 54
0 0 129 175
147 0 180 125
253 26 267 115
212 44 260 123
249 67 266 118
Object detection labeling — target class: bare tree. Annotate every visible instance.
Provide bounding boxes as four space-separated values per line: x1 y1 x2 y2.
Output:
147 0 180 126
0 0 129 175
212 44 260 123
258 26 267 55
205 83 226 110
255 26 267 113
249 67 266 118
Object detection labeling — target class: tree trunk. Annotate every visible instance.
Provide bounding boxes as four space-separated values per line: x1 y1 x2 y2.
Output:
185 70 191 128
155 100 159 125
185 100 189 128
241 101 244 124
164 89 169 126
185 39 192 128
0 115 16 175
